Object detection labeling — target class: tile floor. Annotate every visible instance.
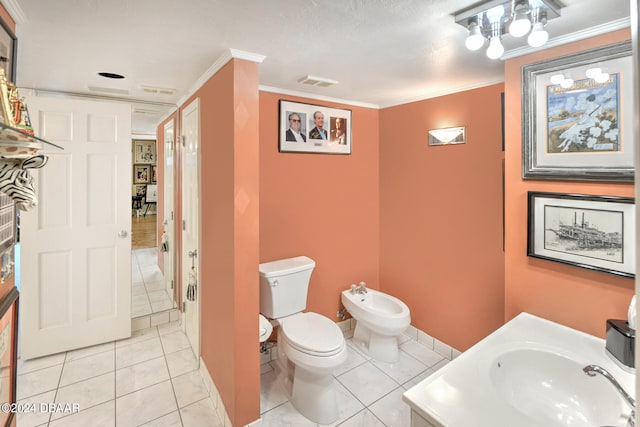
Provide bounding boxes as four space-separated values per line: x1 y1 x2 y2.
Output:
260 332 451 426
16 322 222 427
132 248 175 317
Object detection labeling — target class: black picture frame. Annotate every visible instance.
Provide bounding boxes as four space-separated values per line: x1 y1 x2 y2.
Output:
527 191 635 278
0 17 16 82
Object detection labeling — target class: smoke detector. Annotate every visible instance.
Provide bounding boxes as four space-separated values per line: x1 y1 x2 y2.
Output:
297 75 338 87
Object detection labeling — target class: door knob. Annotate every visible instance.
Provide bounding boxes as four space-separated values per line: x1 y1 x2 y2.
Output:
118 230 128 238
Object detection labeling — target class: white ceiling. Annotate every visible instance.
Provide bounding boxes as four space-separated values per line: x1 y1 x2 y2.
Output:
6 0 631 135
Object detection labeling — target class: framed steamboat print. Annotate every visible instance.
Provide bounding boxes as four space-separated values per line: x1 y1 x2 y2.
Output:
527 192 635 278
278 100 351 154
522 41 633 181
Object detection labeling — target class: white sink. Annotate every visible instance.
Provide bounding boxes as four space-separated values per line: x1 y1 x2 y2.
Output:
490 348 627 427
403 313 635 427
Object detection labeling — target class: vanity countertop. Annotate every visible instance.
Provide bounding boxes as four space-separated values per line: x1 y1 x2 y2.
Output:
402 312 635 427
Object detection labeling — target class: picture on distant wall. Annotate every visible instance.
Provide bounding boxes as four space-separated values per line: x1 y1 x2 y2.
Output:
133 164 150 184
278 100 351 154
546 74 620 154
528 192 635 278
522 41 634 181
133 140 156 164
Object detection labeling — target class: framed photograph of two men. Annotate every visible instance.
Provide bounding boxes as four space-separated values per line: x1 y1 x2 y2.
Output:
278 100 352 154
522 41 634 182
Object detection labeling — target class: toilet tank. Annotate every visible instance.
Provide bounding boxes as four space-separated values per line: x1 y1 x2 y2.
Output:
259 256 315 319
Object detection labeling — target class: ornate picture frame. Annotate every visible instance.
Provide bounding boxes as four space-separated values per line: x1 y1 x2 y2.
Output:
522 41 633 181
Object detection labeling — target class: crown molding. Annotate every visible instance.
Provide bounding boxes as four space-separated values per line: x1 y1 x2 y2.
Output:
259 85 379 109
0 0 25 25
177 48 265 107
502 17 631 60
378 79 505 109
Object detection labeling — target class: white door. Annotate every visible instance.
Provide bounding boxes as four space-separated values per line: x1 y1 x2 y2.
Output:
181 99 200 357
163 119 175 299
20 96 132 359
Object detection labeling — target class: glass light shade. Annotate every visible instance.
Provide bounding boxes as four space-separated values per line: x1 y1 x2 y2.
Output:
486 37 504 59
550 74 564 85
527 22 548 47
465 26 485 51
586 67 602 79
594 72 610 83
509 10 531 37
560 78 574 89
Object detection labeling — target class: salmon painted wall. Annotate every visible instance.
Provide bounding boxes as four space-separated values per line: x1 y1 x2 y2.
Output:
379 84 506 352
156 132 165 273
504 29 634 338
259 92 380 321
182 59 260 427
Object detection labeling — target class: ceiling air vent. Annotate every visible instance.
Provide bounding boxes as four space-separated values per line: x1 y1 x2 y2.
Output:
132 107 161 115
140 85 176 95
297 75 338 87
87 85 129 95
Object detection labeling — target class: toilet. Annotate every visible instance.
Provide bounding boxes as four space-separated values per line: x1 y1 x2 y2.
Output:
259 256 347 425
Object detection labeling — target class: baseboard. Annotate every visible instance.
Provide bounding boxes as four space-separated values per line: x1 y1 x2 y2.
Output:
131 308 180 331
199 356 233 427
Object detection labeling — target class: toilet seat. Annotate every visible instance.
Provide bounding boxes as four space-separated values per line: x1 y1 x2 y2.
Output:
280 312 344 357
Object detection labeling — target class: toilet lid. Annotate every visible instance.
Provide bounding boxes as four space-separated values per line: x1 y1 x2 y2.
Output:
281 312 344 356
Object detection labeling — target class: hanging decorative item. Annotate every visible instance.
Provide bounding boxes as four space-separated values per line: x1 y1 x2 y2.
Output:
0 69 62 210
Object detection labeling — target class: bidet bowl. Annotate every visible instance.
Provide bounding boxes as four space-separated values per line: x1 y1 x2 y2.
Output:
341 288 410 336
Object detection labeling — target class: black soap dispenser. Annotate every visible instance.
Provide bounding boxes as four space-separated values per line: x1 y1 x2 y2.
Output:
605 296 636 372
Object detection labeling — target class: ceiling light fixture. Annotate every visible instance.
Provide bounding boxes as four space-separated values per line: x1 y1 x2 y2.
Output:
454 0 562 60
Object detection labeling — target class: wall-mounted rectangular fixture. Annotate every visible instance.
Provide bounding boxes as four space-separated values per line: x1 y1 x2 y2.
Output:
428 127 466 146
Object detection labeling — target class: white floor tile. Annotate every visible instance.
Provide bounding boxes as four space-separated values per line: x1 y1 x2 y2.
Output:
59 350 114 387
165 348 199 378
160 330 191 355
48 400 115 427
139 410 183 427
334 341 368 377
157 322 182 336
51 372 114 420
337 409 386 427
17 352 65 375
116 380 177 426
402 369 435 390
336 362 398 407
260 370 288 414
180 397 223 427
17 363 64 399
116 325 159 348
370 350 428 385
140 411 182 427
116 336 164 369
399 340 445 368
65 341 114 362
260 401 316 427
151 298 175 312
116 356 170 397
368 387 411 427
334 379 366 424
16 389 56 427
171 370 209 408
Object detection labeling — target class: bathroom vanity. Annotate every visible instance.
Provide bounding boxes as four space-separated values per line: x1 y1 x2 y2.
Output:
403 312 635 427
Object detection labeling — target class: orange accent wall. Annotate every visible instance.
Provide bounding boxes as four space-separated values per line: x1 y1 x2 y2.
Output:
188 59 260 427
157 132 165 273
258 92 380 320
379 84 506 351
504 29 634 338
